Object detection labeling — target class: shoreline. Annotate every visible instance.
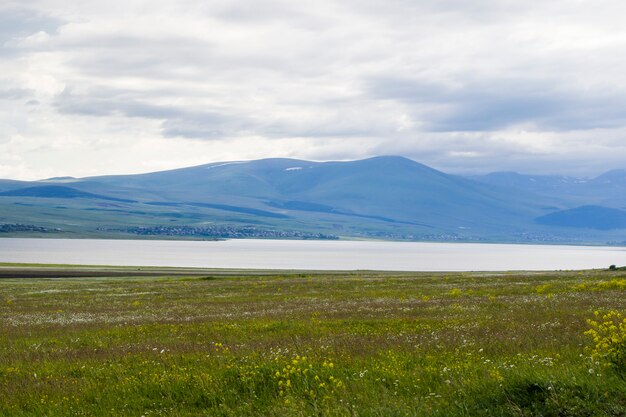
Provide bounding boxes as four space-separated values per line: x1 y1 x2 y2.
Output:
0 263 617 279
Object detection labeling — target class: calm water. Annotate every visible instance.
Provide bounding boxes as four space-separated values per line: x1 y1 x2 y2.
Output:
1 238 625 271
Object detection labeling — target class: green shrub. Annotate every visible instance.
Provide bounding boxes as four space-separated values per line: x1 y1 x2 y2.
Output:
585 310 626 374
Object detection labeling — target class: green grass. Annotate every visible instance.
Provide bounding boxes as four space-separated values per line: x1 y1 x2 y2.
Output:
1 267 625 416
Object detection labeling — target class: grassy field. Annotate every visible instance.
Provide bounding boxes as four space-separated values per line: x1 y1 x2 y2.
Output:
1 266 625 416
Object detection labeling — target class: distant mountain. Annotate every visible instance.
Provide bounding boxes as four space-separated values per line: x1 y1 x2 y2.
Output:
471 170 626 208
593 169 626 185
0 156 624 243
73 156 542 230
536 205 626 230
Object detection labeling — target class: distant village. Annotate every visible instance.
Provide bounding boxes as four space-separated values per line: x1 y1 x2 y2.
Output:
110 225 339 240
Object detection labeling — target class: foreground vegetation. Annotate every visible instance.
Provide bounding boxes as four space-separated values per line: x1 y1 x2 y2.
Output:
1 266 625 416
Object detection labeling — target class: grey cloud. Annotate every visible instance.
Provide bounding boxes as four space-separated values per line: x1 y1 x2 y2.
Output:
448 91 626 132
367 76 626 132
0 7 63 43
5 0 626 179
0 87 34 100
161 121 228 139
54 88 247 139
212 0 329 29
55 89 175 118
157 109 245 140
54 86 377 140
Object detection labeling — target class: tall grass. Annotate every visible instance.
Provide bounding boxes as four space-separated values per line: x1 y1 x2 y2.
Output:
1 269 625 416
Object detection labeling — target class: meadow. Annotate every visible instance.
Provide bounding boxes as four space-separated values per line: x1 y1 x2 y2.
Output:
1 265 625 416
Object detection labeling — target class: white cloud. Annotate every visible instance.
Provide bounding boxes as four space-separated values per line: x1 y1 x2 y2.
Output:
2 0 626 179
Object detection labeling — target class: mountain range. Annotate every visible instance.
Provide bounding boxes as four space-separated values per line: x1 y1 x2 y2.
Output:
1 156 625 244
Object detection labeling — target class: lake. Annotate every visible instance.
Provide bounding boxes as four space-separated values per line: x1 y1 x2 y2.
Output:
0 238 625 271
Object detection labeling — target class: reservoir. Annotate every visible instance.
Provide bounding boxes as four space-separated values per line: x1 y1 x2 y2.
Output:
0 238 624 271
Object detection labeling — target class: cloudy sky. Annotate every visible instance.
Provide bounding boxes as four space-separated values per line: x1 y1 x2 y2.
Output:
2 0 626 179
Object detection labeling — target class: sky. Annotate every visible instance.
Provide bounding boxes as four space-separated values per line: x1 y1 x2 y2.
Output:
2 0 626 180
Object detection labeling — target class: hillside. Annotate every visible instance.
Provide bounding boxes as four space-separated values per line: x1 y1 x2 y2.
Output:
0 156 624 243
536 205 626 230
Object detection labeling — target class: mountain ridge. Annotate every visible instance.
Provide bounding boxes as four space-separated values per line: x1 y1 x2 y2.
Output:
0 156 624 243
